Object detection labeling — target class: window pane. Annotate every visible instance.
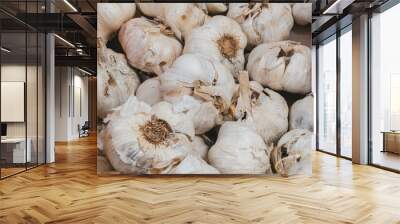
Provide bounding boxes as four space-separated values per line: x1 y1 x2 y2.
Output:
371 3 400 171
318 37 337 154
340 29 352 158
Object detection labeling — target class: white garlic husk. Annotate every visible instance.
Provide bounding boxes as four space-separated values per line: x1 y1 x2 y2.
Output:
184 16 247 77
247 41 311 94
97 40 140 118
136 77 162 106
119 17 182 76
208 121 270 174
137 3 207 40
103 97 194 174
227 3 294 46
97 3 136 41
171 154 219 174
232 72 288 144
152 101 195 140
292 3 312 26
160 54 235 133
270 129 312 177
290 94 314 131
192 136 209 160
196 3 227 14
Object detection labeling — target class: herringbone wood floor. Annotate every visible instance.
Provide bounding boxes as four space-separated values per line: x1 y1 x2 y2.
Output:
1 135 400 224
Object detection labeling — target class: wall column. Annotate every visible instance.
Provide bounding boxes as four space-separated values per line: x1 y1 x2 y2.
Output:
352 14 369 164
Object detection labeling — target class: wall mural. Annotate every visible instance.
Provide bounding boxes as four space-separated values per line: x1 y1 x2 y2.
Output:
97 3 313 176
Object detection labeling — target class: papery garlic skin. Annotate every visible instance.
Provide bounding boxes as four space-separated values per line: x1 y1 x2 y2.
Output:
192 136 209 160
196 3 227 14
233 73 288 145
228 3 293 46
119 17 182 76
152 101 195 139
136 77 161 106
160 54 235 134
97 41 140 118
249 83 289 144
138 3 207 40
290 94 313 131
227 3 249 24
208 122 270 174
247 41 311 94
171 154 219 174
173 95 220 135
97 3 136 41
270 129 312 177
292 3 312 26
184 16 247 77
104 97 194 174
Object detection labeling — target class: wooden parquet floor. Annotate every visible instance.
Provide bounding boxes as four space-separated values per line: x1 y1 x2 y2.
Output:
1 135 400 224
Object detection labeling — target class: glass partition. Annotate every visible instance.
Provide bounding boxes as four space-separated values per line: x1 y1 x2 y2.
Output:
0 1 46 179
370 3 400 171
339 27 353 158
317 36 337 154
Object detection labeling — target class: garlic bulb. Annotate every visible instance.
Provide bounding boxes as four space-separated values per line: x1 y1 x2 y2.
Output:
196 3 227 14
227 3 294 46
247 41 311 94
292 3 312 26
171 154 219 174
270 129 312 177
97 40 140 118
184 16 247 77
290 94 314 131
138 3 207 40
192 136 209 160
97 3 136 41
104 97 193 174
208 121 270 174
136 77 161 106
160 54 235 133
232 72 288 144
119 17 182 76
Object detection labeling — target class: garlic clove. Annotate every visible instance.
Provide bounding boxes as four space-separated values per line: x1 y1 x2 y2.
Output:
172 95 220 135
97 41 140 119
191 136 209 161
136 77 162 106
289 94 314 131
232 72 289 145
97 3 136 42
270 129 312 177
152 101 195 139
138 3 207 41
170 154 219 174
119 17 182 76
208 121 270 174
292 3 312 26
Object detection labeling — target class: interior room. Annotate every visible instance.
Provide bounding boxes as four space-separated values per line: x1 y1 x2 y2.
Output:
0 0 400 223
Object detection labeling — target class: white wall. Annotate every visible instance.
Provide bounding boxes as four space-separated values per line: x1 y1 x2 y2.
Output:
54 67 89 141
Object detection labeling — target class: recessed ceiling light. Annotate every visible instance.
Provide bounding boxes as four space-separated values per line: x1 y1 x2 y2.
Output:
63 0 78 12
78 67 92 76
54 34 75 48
1 47 11 53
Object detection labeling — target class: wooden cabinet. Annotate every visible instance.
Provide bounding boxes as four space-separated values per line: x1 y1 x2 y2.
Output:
382 132 400 154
